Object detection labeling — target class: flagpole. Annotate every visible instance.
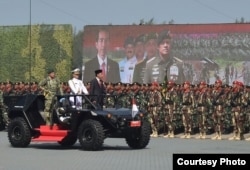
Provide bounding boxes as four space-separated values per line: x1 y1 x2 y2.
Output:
29 0 32 88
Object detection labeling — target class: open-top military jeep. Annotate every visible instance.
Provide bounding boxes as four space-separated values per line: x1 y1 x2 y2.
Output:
3 94 151 151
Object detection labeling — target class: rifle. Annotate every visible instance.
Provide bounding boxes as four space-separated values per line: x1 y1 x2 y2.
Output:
230 91 240 107
213 89 224 105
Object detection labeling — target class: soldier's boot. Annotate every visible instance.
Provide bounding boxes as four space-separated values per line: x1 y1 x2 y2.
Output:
163 131 170 138
217 131 222 140
228 131 237 140
186 133 191 139
163 134 168 138
163 133 169 138
150 129 158 137
195 132 202 139
235 133 244 140
180 133 187 139
201 132 206 139
169 131 175 138
211 132 219 140
153 132 158 138
240 133 245 140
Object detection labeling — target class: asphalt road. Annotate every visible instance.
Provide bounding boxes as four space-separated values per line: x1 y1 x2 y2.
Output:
0 131 249 170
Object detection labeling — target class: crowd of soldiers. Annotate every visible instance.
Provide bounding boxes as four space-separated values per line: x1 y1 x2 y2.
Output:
1 79 250 141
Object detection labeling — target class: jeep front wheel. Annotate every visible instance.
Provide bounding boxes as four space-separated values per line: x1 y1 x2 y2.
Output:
77 119 105 151
126 120 151 149
8 117 31 147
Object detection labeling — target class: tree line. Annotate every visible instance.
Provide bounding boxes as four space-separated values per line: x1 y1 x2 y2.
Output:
0 24 75 83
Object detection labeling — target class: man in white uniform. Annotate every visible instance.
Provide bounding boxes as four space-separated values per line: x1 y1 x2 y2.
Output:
119 36 137 83
68 68 89 109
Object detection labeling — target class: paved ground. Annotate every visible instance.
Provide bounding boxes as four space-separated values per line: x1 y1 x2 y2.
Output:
0 131 249 170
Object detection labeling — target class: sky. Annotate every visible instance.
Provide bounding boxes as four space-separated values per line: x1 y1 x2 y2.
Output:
0 0 250 32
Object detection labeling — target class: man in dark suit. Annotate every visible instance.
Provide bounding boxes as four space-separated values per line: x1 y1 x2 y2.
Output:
89 69 106 109
83 29 120 84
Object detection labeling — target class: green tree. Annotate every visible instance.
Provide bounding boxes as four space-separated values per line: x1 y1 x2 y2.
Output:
22 25 46 82
73 29 84 69
53 25 73 81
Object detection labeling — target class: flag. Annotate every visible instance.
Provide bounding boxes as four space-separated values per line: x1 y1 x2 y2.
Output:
132 98 138 118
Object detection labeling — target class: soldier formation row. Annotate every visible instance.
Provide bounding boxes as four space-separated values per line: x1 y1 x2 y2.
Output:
102 79 250 141
1 80 250 141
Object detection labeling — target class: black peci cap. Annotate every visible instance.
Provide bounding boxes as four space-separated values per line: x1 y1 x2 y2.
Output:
95 69 102 76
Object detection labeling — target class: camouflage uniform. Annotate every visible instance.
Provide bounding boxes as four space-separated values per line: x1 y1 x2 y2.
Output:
1 81 15 127
39 69 62 125
0 89 8 129
211 80 226 140
113 82 127 108
174 84 184 130
223 85 233 134
228 81 246 140
18 81 28 95
117 83 132 108
195 81 210 139
245 86 250 141
30 82 40 94
135 84 148 113
148 82 162 137
163 81 178 138
180 81 194 139
104 82 116 108
143 30 185 85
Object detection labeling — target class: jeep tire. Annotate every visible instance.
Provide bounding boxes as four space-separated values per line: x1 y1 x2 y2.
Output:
77 119 105 151
8 117 31 147
126 120 151 149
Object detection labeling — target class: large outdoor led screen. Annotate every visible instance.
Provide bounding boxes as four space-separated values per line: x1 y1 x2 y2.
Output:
82 24 250 85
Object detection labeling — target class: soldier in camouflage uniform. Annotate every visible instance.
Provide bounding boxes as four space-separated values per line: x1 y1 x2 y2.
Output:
124 83 135 108
24 82 31 93
30 82 41 94
131 82 141 109
211 79 226 140
174 84 184 130
245 86 250 141
143 30 185 85
18 81 27 95
13 82 20 95
0 88 8 130
148 82 163 137
3 81 15 96
163 80 179 138
113 82 127 108
39 69 62 125
135 83 148 113
228 81 246 140
104 82 116 108
222 84 233 134
180 81 194 139
1 81 15 128
195 81 210 139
